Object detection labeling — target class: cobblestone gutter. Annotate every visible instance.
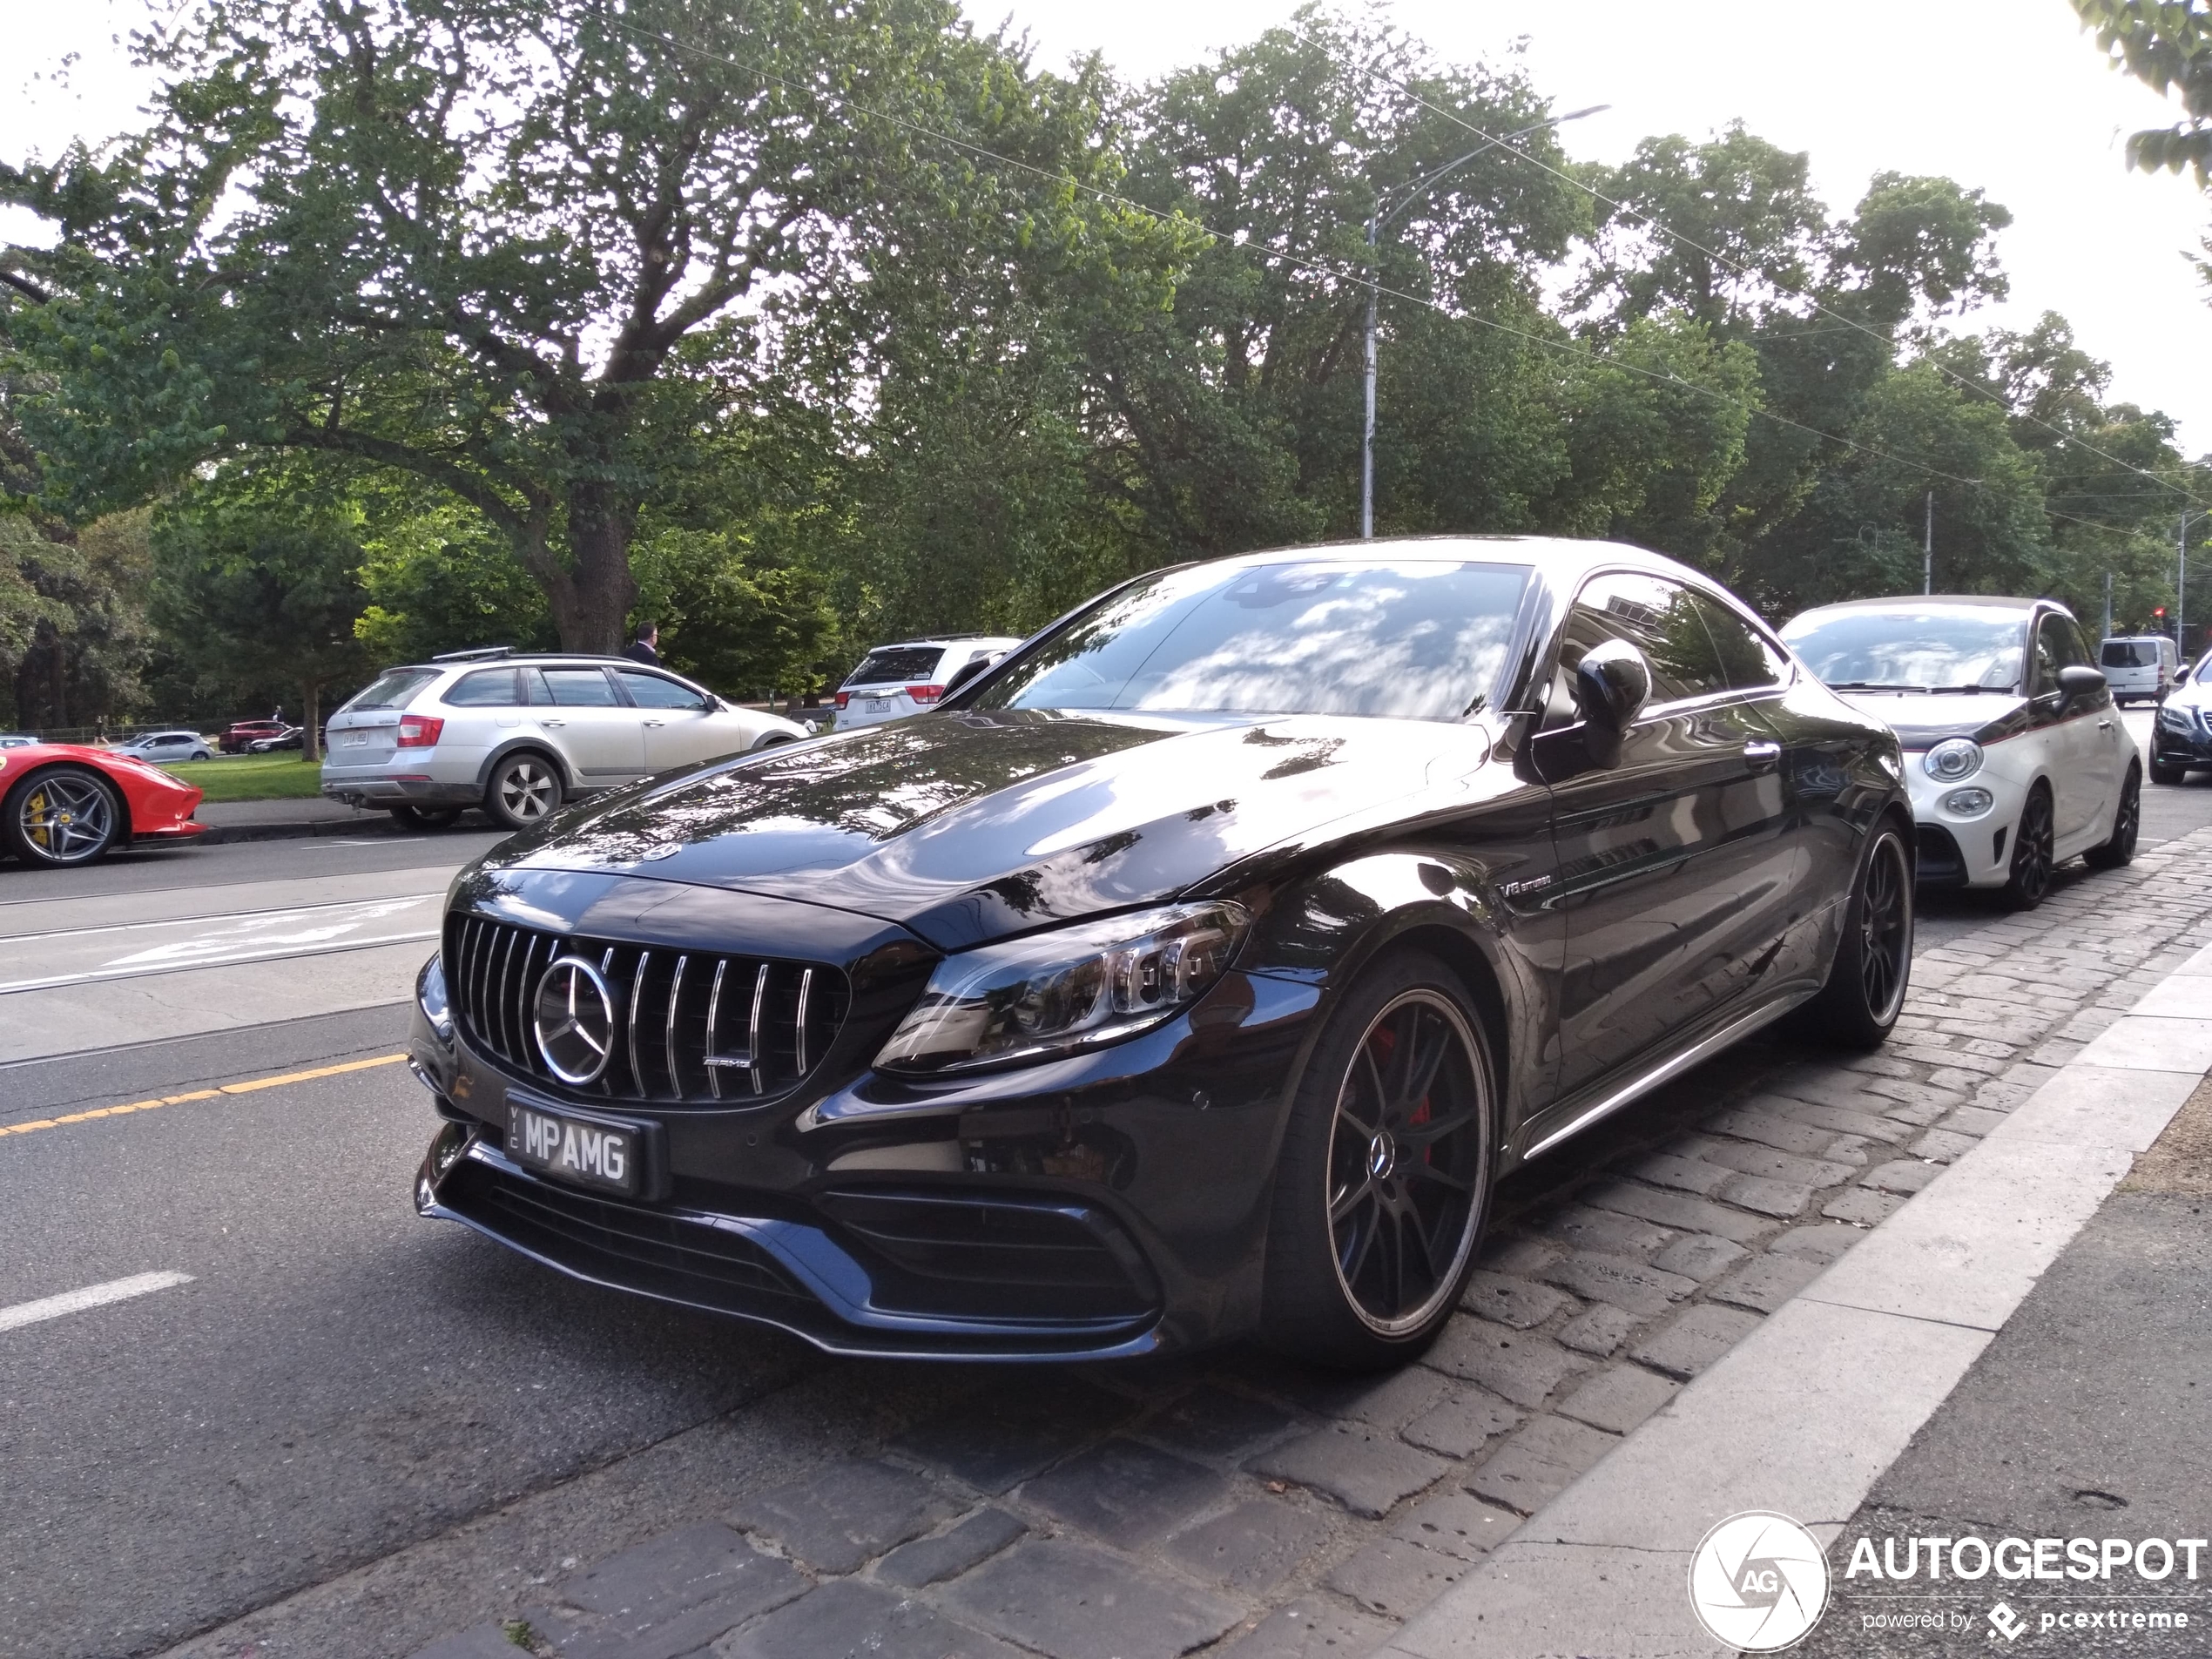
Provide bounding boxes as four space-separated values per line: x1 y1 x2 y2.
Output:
374 825 2212 1659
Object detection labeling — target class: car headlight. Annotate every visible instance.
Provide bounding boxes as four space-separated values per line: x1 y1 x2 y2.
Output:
1941 787 1994 816
875 900 1251 1075
1922 738 1984 782
417 953 454 1041
2157 705 2191 730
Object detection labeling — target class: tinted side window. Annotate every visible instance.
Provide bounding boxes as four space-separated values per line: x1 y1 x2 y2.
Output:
616 669 709 711
1683 590 1789 690
445 669 520 706
1561 572 1734 705
540 668 620 707
2033 615 2085 693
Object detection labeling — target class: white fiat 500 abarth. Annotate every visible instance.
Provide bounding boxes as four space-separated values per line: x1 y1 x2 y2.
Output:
1781 597 2138 910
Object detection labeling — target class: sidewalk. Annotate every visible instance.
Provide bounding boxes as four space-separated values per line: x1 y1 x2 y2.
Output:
1383 937 2212 1659
190 797 410 842
173 829 2212 1659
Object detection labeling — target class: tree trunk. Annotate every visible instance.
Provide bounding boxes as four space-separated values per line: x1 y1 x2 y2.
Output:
556 482 640 655
302 678 321 763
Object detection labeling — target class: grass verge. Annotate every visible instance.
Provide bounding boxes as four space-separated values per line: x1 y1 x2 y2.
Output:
163 754 324 802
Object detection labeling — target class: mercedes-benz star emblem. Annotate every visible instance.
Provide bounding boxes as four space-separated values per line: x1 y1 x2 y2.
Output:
533 955 617 1085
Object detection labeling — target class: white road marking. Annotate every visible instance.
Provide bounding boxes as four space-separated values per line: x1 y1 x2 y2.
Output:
0 1271 193 1333
0 895 442 994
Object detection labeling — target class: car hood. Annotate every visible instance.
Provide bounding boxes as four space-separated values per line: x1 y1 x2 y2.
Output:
480 707 1491 950
1833 691 2033 749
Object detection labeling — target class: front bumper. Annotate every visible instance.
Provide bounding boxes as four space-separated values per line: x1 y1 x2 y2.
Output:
408 932 1322 1360
1902 759 2023 887
2153 709 2212 770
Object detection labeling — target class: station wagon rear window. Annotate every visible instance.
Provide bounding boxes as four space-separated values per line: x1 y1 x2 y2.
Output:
845 646 945 687
344 667 441 711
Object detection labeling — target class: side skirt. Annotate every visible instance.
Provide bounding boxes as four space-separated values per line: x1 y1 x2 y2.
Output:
1509 988 1817 1164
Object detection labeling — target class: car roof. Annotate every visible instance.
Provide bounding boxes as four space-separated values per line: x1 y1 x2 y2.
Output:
1787 594 2052 617
864 636 1023 651
2103 633 2170 643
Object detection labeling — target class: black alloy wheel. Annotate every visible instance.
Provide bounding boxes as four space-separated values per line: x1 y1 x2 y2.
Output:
1798 822 1913 1049
485 752 563 831
1264 950 1495 1368
2084 765 2141 870
2001 784 2056 912
2150 753 2187 786
389 805 463 831
3 765 124 867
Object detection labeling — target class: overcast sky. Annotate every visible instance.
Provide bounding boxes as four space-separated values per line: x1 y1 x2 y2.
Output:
7 0 2209 456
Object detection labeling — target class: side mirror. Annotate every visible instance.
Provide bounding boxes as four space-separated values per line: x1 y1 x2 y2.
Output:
2176 665 2193 686
2056 664 2107 704
1573 638 1653 766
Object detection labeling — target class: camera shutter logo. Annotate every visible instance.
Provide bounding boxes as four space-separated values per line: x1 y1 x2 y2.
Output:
1688 1511 1831 1651
534 955 617 1084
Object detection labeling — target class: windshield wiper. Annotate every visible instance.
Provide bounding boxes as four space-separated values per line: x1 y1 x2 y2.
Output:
1924 684 2015 694
1826 681 1926 691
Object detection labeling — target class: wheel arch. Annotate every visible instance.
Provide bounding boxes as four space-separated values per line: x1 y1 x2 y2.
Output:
472 738 577 792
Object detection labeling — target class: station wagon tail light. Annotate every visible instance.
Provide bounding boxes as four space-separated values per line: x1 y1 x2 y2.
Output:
907 685 945 705
875 900 1251 1074
1921 737 1983 781
395 715 444 748
834 691 851 709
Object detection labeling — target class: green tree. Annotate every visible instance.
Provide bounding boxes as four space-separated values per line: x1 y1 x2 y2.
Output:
2 0 1180 651
151 469 374 759
2074 0 2212 183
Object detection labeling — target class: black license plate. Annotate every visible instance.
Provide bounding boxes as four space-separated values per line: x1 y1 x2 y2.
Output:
509 1103 640 1197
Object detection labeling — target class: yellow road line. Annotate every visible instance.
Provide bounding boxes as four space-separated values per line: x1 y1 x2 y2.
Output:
0 1054 408 1139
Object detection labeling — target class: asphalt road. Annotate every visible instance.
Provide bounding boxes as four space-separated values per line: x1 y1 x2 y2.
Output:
0 714 2209 1658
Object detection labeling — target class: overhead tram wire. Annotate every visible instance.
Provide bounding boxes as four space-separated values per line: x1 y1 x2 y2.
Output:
1313 37 2212 516
594 17 2152 541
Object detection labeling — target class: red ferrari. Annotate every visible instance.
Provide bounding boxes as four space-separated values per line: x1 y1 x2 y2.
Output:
0 743 207 867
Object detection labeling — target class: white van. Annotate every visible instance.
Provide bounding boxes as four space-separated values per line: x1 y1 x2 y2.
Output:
2100 635 2179 705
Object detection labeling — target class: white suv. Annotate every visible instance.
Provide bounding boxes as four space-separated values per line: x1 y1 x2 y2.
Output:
320 651 808 830
833 636 1022 731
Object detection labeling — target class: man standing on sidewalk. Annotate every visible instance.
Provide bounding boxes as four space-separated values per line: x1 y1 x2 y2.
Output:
623 624 661 666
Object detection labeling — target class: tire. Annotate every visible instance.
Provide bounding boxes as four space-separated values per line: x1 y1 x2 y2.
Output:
483 752 563 831
3 765 125 867
190 749 211 761
2000 783 2056 911
1797 821 1913 1050
1261 949 1497 1370
389 805 463 831
2084 764 2141 871
2150 755 2187 786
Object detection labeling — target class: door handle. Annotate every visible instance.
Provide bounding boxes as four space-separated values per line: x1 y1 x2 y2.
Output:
540 718 566 727
643 719 666 728
2098 719 2113 731
1743 740 1782 772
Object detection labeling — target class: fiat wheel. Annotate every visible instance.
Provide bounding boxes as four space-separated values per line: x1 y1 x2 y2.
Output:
484 752 563 831
1264 950 1495 1369
3 766 124 867
2084 764 2141 871
1797 822 1912 1049
2001 783 2055 911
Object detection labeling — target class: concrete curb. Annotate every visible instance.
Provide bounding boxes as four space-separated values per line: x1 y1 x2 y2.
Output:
1378 939 2212 1659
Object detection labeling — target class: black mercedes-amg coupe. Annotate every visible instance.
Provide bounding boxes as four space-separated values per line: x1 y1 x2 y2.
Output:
408 538 1912 1367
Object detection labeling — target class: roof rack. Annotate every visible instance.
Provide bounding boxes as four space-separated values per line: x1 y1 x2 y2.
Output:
431 645 515 662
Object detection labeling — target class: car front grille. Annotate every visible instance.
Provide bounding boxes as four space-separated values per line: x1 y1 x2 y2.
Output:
448 914 849 1104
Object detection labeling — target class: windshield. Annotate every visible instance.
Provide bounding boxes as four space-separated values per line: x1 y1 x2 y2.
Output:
973 558 1531 721
343 667 441 711
1781 606 2025 692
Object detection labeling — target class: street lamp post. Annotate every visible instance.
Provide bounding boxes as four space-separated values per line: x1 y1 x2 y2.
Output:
1361 105 1608 538
2182 511 2209 658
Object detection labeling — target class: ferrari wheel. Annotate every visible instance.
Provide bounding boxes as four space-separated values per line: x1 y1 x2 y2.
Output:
3 766 124 867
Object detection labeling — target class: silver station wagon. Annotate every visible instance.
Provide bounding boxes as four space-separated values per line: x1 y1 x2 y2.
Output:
320 650 808 830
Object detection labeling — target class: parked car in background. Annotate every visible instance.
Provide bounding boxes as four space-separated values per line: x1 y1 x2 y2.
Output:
2151 647 2212 785
246 725 306 754
321 650 809 831
113 730 214 763
1782 596 2136 909
2100 635 2179 705
220 719 288 754
0 740 206 866
0 734 36 749
833 636 1023 731
408 538 1914 1367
